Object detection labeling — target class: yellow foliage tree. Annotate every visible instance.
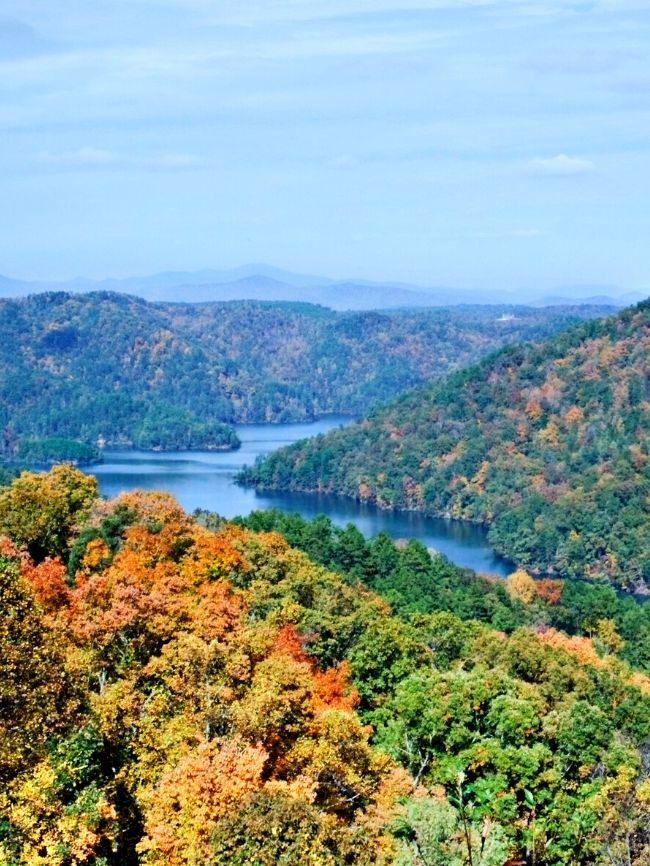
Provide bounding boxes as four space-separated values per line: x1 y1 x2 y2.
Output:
505 569 538 605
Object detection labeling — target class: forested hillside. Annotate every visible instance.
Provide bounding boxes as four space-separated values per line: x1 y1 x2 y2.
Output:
241 300 650 590
0 291 606 460
1 467 649 865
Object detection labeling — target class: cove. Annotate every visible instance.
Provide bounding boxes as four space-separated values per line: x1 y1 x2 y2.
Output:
92 417 513 577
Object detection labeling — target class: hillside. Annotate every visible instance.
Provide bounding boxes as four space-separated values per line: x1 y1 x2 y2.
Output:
240 300 650 590
1 466 649 865
0 291 605 459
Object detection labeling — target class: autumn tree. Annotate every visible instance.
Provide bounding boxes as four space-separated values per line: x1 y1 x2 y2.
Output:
0 556 81 783
0 464 97 562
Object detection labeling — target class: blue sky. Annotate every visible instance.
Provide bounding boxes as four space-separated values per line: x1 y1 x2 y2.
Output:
1 0 649 291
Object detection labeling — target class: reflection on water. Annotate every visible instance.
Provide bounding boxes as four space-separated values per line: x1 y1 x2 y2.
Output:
92 416 513 576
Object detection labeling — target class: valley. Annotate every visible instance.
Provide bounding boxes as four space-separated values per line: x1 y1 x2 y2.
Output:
91 419 512 576
3 293 650 866
241 300 650 592
5 1 650 861
0 291 608 462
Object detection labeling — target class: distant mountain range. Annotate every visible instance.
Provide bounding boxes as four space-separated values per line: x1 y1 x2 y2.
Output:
0 266 645 310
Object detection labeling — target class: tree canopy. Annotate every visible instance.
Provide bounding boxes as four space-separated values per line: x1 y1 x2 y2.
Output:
241 300 650 590
0 469 649 865
0 291 606 460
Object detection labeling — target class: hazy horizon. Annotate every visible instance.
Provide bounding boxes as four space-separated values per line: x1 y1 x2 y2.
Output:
0 260 647 295
2 1 650 292
1 261 647 311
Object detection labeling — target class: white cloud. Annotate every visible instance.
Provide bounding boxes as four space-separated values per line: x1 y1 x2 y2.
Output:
35 148 206 171
37 146 118 167
511 228 543 237
199 0 602 27
526 154 594 176
332 154 360 169
211 30 446 61
469 227 544 239
154 153 206 169
527 48 628 75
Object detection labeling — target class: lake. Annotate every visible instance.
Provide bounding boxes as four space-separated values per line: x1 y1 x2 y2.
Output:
92 417 513 576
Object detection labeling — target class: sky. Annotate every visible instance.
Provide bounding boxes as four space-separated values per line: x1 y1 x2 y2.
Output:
1 0 650 291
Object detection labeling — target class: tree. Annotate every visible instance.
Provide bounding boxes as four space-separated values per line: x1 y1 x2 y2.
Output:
394 790 510 866
506 569 538 605
137 740 268 866
211 790 387 866
0 465 97 562
0 556 80 783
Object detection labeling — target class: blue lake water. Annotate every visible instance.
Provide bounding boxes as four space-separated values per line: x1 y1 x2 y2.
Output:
92 417 513 576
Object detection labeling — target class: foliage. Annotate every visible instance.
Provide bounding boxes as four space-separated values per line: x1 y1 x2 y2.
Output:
211 790 388 866
241 300 650 589
0 291 605 458
15 437 101 465
2 469 650 865
233 509 650 675
393 791 510 866
0 549 81 785
0 464 97 561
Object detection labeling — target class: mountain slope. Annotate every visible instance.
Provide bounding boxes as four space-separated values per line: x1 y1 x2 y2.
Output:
0 292 603 458
1 468 649 864
0 292 239 454
240 300 650 589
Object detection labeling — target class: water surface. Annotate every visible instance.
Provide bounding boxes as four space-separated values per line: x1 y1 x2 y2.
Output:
92 417 512 576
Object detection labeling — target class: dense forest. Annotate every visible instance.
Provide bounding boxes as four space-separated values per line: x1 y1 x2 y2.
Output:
240 300 650 590
0 291 608 460
1 466 649 865
232 509 650 675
